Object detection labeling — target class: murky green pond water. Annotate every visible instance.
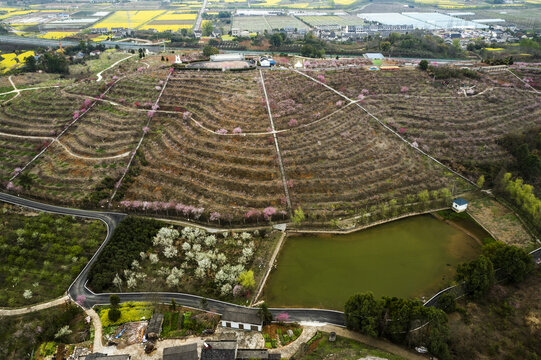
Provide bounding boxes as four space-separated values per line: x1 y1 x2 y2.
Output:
263 215 481 310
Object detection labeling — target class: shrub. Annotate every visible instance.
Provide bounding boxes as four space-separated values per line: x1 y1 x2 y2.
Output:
437 292 456 313
108 308 121 322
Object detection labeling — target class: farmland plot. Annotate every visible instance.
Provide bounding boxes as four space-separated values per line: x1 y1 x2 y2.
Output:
278 105 469 219
362 87 541 173
104 70 170 107
120 111 285 221
160 71 269 132
24 143 128 204
0 90 79 182
314 68 491 99
59 102 148 158
263 70 345 130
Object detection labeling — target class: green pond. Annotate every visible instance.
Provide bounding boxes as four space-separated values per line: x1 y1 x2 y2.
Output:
263 215 482 310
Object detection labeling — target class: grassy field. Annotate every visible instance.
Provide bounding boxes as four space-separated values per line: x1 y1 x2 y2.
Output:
0 202 106 307
448 267 541 359
296 332 406 360
468 196 534 248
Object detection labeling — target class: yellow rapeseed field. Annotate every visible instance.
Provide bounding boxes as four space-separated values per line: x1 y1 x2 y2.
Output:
92 10 165 30
154 11 197 21
334 0 358 5
0 51 34 73
38 32 77 39
0 10 35 20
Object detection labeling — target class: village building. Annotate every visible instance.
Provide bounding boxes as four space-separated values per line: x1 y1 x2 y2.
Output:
220 308 263 331
163 343 198 360
452 198 468 213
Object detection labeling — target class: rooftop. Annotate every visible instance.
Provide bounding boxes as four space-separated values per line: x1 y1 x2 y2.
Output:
221 308 262 325
163 343 198 360
453 198 468 206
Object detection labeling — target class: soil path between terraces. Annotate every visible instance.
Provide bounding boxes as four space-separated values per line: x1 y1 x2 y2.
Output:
86 308 105 352
319 325 427 360
0 295 69 316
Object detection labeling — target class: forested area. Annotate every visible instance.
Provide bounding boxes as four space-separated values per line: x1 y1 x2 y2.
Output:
87 216 162 292
0 203 106 307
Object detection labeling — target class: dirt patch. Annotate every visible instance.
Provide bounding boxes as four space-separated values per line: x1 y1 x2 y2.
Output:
468 197 532 247
113 322 147 348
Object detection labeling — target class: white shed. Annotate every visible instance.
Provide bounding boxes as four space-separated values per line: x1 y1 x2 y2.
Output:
221 308 263 332
452 198 468 213
260 59 271 67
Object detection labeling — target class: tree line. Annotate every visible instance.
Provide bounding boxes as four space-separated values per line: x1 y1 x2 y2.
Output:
87 216 163 292
345 241 534 359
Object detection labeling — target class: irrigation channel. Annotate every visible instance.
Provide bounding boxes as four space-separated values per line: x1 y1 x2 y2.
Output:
1 192 540 327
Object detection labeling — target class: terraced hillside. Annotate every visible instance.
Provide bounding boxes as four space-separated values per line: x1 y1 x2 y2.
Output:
278 105 467 220
2 64 539 226
160 71 269 133
120 110 286 221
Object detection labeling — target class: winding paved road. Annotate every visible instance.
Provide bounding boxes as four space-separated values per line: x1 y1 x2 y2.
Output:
2 192 539 328
0 192 346 325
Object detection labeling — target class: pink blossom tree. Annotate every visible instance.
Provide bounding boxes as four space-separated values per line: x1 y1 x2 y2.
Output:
216 129 228 135
210 212 221 222
288 118 298 127
76 295 86 306
142 126 150 134
276 312 289 323
400 86 409 93
233 127 242 134
263 206 276 221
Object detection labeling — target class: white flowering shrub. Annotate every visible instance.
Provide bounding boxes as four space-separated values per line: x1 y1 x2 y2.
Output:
182 242 191 251
153 227 179 247
23 289 33 299
127 276 137 289
204 235 217 247
163 245 178 258
149 253 159 264
241 232 252 241
220 283 232 296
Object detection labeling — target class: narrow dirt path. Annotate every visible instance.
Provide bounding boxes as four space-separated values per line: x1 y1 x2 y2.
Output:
0 295 69 316
319 325 426 360
259 69 292 212
86 308 105 352
96 54 135 82
252 230 287 304
0 131 130 161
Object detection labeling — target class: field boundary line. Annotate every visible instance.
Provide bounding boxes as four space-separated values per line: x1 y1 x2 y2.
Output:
8 78 121 183
0 295 70 316
96 54 135 82
259 69 292 214
252 230 287 305
0 131 129 161
109 70 173 203
506 69 540 94
295 69 477 188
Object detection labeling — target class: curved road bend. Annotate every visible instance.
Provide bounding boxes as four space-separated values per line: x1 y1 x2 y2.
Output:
2 192 538 327
0 192 346 326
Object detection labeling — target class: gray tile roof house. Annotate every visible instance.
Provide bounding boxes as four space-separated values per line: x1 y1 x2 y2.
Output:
200 340 281 360
220 308 263 332
163 343 198 360
201 340 238 360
